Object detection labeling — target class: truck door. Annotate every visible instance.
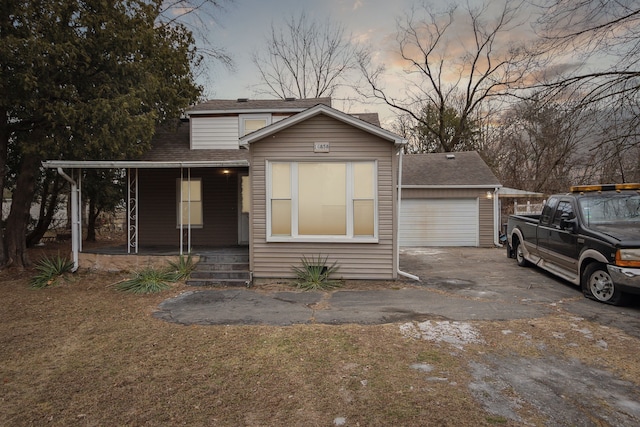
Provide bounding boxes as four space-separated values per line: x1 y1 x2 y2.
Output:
535 197 558 257
544 200 579 272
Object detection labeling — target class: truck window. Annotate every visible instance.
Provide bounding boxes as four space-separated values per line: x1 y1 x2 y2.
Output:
579 193 640 225
540 197 558 225
552 201 574 227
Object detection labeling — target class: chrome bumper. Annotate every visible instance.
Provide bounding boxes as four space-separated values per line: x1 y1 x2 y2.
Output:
608 265 640 292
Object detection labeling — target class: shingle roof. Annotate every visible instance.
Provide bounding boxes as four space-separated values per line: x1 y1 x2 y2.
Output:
402 151 501 187
187 97 332 113
351 113 380 127
138 120 249 163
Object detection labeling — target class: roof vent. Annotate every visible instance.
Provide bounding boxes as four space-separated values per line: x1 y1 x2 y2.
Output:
237 98 249 102
446 154 456 160
285 97 296 101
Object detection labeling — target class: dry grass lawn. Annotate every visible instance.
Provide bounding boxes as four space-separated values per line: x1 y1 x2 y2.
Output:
2 242 639 426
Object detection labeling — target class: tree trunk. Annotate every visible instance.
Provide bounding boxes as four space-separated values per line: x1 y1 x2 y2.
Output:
3 153 40 269
26 173 62 247
86 196 99 242
0 107 8 264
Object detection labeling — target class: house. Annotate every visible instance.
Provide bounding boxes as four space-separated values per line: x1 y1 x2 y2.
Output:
399 151 502 247
43 98 409 280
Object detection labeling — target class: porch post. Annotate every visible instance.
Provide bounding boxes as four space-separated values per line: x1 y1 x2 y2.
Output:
179 167 193 255
180 168 184 255
127 168 138 254
56 168 80 272
77 169 82 252
187 167 192 253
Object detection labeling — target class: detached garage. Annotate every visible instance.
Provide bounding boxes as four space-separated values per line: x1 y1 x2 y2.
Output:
400 151 501 247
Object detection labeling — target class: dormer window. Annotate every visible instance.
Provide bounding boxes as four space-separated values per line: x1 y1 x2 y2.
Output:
240 114 272 136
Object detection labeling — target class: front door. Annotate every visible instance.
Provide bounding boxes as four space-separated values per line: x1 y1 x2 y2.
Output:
238 173 250 244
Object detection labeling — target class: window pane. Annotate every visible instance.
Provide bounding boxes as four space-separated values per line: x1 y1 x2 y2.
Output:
241 175 250 214
244 119 267 135
182 201 203 225
271 163 290 199
178 179 202 226
298 163 346 235
181 180 201 202
354 200 374 236
271 200 291 235
354 162 374 199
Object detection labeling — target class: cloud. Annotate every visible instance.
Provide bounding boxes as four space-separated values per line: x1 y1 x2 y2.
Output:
353 0 363 10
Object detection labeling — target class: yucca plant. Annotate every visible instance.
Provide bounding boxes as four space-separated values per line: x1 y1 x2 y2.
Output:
114 267 174 294
166 254 196 281
292 254 341 291
30 255 74 289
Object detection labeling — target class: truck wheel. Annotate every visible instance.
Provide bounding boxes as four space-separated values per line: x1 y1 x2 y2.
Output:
514 239 528 267
582 263 624 305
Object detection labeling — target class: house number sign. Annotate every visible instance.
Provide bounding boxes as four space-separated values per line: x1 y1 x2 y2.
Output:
313 142 330 153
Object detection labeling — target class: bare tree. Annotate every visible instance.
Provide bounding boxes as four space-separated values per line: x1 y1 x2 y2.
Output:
252 12 362 99
534 0 640 150
358 1 540 152
485 96 598 194
158 0 234 82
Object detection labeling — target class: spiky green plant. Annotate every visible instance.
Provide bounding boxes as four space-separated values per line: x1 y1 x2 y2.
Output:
30 255 74 289
292 254 341 291
114 267 174 294
166 254 196 281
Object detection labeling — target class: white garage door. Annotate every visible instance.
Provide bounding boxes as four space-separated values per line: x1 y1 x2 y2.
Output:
400 199 478 246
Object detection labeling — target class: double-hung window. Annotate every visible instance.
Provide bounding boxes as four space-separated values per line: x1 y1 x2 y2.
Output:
177 178 203 227
267 161 377 242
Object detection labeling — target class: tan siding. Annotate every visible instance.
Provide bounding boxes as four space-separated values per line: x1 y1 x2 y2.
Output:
401 187 496 248
478 198 494 247
138 168 246 247
249 114 398 280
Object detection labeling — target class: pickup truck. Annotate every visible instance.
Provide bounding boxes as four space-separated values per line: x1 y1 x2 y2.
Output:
507 183 640 305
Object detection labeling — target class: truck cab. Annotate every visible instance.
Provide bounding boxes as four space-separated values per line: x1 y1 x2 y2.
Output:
507 184 640 305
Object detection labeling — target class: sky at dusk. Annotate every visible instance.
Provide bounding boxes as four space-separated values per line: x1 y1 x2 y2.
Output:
191 0 540 121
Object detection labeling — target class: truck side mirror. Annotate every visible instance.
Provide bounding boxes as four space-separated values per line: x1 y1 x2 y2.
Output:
560 213 577 232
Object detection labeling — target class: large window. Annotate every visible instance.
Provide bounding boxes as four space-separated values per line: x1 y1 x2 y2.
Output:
177 178 203 227
267 161 377 242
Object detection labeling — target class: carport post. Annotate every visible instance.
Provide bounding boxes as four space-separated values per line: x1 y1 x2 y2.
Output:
56 168 80 272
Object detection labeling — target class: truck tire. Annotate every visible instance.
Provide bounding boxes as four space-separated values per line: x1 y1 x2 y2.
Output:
582 263 625 305
513 239 528 267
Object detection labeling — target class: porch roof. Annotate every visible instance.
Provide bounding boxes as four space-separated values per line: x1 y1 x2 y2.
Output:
42 119 250 169
42 159 249 169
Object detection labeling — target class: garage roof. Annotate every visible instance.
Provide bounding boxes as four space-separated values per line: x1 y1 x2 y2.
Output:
402 151 501 188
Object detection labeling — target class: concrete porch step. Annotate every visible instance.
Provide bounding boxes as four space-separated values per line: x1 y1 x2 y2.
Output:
200 254 249 264
190 270 251 280
195 262 249 271
186 278 251 287
187 248 251 287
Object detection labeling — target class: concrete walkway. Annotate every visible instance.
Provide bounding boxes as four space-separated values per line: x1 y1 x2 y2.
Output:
154 247 640 329
153 286 550 326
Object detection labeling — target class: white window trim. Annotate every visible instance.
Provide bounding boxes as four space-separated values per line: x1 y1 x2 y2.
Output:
239 114 272 137
266 160 379 243
176 177 203 229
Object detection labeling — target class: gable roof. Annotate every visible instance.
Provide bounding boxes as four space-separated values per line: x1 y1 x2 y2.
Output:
402 151 501 188
187 98 332 115
239 103 406 146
